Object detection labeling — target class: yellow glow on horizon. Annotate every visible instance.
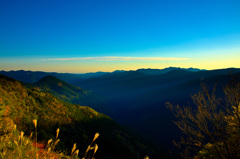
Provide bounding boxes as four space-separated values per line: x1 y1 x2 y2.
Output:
0 49 240 73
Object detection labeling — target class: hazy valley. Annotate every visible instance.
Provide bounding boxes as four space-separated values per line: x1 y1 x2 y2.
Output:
1 67 240 158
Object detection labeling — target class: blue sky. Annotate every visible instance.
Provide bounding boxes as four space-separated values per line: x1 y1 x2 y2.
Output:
0 0 240 73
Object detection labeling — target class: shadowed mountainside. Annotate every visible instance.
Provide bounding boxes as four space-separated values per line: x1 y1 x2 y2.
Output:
75 68 240 149
23 75 104 111
1 67 240 152
0 74 171 159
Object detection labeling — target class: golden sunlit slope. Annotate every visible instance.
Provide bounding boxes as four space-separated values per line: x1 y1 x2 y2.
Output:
0 74 167 159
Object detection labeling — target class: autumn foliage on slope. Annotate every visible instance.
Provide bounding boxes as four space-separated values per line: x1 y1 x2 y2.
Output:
0 74 162 159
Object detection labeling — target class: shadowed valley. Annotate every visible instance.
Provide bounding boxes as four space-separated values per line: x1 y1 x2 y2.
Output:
1 67 240 158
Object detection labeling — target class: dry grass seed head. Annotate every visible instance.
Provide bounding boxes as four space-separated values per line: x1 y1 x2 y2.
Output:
32 119 37 128
54 139 60 147
47 139 53 145
86 145 91 153
94 144 98 154
48 147 51 153
144 156 149 159
13 124 16 131
14 140 18 147
20 131 24 140
56 128 60 139
71 143 77 155
92 132 99 142
25 139 29 145
73 149 79 156
29 132 33 138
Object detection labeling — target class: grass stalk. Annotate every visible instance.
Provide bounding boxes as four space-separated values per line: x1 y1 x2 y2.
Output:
33 119 37 159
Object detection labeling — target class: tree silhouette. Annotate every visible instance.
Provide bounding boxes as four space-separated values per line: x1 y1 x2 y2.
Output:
167 82 240 159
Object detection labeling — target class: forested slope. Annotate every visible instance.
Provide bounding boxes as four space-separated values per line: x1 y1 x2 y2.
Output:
0 74 168 159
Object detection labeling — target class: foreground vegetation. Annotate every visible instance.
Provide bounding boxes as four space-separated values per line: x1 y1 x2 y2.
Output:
0 74 163 158
167 81 240 159
0 115 99 158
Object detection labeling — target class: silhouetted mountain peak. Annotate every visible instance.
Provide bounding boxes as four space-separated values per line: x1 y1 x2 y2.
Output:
36 75 81 90
112 70 126 73
37 75 63 87
37 75 62 83
136 67 202 75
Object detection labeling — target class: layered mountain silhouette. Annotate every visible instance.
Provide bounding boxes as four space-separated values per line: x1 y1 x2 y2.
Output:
0 67 202 84
1 67 240 151
74 67 240 149
0 70 109 84
136 67 203 75
0 74 169 159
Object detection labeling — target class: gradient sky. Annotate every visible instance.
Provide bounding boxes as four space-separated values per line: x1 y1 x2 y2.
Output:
0 0 240 73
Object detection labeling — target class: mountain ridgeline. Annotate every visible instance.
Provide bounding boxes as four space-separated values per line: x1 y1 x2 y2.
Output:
1 67 240 157
0 70 109 84
0 74 168 159
0 67 202 84
24 75 103 109
73 67 240 150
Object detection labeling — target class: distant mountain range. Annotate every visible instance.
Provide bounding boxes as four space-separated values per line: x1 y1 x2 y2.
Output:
73 67 240 149
136 67 203 75
0 70 108 84
0 67 203 84
0 74 171 159
1 67 240 151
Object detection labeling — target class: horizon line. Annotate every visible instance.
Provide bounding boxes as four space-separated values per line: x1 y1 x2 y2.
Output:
2 67 240 74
